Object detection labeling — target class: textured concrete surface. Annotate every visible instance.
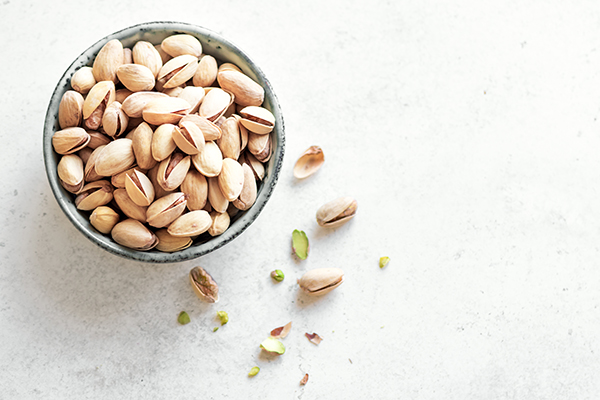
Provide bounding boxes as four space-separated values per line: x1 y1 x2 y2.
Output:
2 0 600 398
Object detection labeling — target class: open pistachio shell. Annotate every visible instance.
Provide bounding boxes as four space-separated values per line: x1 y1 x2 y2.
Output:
89 206 120 234
316 197 358 228
83 81 116 130
111 166 145 189
111 218 159 251
125 169 155 207
199 88 233 122
132 41 163 78
177 86 205 114
216 116 241 160
87 131 111 149
74 180 114 211
131 122 157 170
173 120 205 155
122 91 168 118
239 106 275 134
101 101 129 138
151 123 178 162
157 152 191 191
142 96 191 125
189 266 219 303
167 210 212 237
116 63 156 92
239 151 265 181
92 39 124 83
179 114 222 141
71 66 96 94
146 192 187 228
247 132 271 163
83 145 106 183
293 146 324 179
157 54 199 89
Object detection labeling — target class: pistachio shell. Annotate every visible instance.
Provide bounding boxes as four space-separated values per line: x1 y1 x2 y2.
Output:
101 101 129 138
239 151 265 181
116 64 156 92
84 145 106 183
71 66 96 94
179 114 222 141
58 90 84 129
297 268 344 296
316 197 358 227
181 170 208 211
167 210 211 237
157 54 199 89
151 123 178 162
293 146 324 179
125 169 155 207
161 34 203 58
111 166 145 188
189 266 219 303
232 163 257 211
94 138 135 176
198 88 233 122
216 116 241 160
232 114 249 151
239 106 275 134
191 141 223 177
177 86 205 114
77 147 93 165
83 81 116 130
155 229 192 252
52 127 90 155
74 180 114 211
192 55 218 87
87 131 111 149
208 211 230 236
218 63 242 73
122 91 168 118
131 122 157 170
218 158 244 202
173 120 205 155
154 44 172 64
162 86 184 97
122 48 133 64
57 154 84 194
90 206 119 234
157 152 191 191
146 192 187 228
207 176 229 213
111 219 158 251
247 132 272 162
147 164 173 199
132 41 163 78
142 96 191 125
113 188 148 222
217 69 264 107
92 39 124 83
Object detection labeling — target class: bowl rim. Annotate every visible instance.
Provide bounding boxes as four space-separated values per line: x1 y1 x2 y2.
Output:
43 21 285 263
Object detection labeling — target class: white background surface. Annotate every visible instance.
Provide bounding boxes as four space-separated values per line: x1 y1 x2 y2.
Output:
2 0 600 398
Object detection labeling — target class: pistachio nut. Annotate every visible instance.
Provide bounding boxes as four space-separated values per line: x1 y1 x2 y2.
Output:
207 176 229 213
162 86 184 97
94 138 135 177
177 86 205 114
111 218 159 251
116 63 156 92
146 192 187 228
316 197 358 228
218 158 245 202
131 122 157 170
293 146 324 179
216 116 241 160
217 69 264 107
155 229 192 252
218 63 242 74
58 90 84 129
208 211 230 236
92 39 124 83
192 54 218 87
77 147 93 165
115 88 134 103
239 151 265 181
89 206 120 234
157 152 191 191
189 266 219 303
154 43 172 64
122 47 133 64
122 91 168 118
247 132 272 163
191 141 223 177
57 154 84 194
111 166 145 189
181 170 208 211
147 164 173 200
167 210 212 237
101 101 129 138
157 54 199 89
83 145 104 182
125 169 155 207
232 114 249 151
232 163 257 211
151 123 178 162
179 114 222 141
52 127 90 155
74 180 114 211
198 88 233 122
142 96 191 125
239 106 275 134
113 188 148 222
83 81 116 130
173 120 205 155
70 66 96 94
87 131 111 149
161 34 203 58
297 268 345 296
132 41 163 78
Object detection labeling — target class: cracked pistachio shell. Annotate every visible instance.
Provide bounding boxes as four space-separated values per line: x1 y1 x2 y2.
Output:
52 127 90 155
180 114 221 141
143 96 191 125
92 39 124 83
58 90 84 129
125 169 155 207
208 211 230 237
122 91 168 118
177 86 205 114
181 170 207 211
132 41 163 78
147 164 173 200
217 69 264 107
94 138 135 177
117 64 156 92
207 177 228 213
232 163 257 211
111 218 159 251
239 151 265 181
111 166 145 189
157 152 191 191
71 66 96 94
161 34 203 58
114 188 148 222
131 122 157 170
84 145 106 183
189 266 219 303
74 180 114 211
199 88 233 122
218 158 244 202
83 81 116 130
146 192 187 228
217 117 241 160
293 146 324 179
157 54 199 89
316 197 358 228
248 132 272 163
239 106 275 134
90 206 119 234
102 101 129 138
193 55 218 87
298 268 345 296
151 123 178 162
87 131 111 149
173 120 205 155
155 229 192 252
167 210 212 237
192 141 223 177
57 154 84 194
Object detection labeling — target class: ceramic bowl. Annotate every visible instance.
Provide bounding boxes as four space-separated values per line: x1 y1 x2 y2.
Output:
43 21 285 263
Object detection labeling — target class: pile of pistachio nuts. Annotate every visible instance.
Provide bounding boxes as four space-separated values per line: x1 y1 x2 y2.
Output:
52 34 275 252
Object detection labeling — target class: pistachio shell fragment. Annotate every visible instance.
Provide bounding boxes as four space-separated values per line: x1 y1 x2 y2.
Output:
300 374 309 386
270 321 292 339
52 127 90 155
90 206 119 234
293 146 324 179
111 218 159 251
292 229 309 260
155 229 192 252
297 268 345 296
260 337 285 355
189 266 219 303
316 197 358 228
58 90 84 129
167 210 211 237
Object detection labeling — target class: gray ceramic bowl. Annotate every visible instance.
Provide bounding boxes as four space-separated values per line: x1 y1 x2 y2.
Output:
43 22 284 263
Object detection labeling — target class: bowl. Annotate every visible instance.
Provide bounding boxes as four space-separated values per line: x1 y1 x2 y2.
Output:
43 21 285 263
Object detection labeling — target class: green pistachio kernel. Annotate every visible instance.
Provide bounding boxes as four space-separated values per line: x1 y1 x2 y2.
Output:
292 230 309 260
271 269 285 282
379 256 390 269
248 366 260 377
260 337 286 355
177 311 190 325
217 311 229 325
213 327 219 332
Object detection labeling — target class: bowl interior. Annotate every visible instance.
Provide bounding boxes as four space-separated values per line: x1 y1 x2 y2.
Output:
43 22 285 263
